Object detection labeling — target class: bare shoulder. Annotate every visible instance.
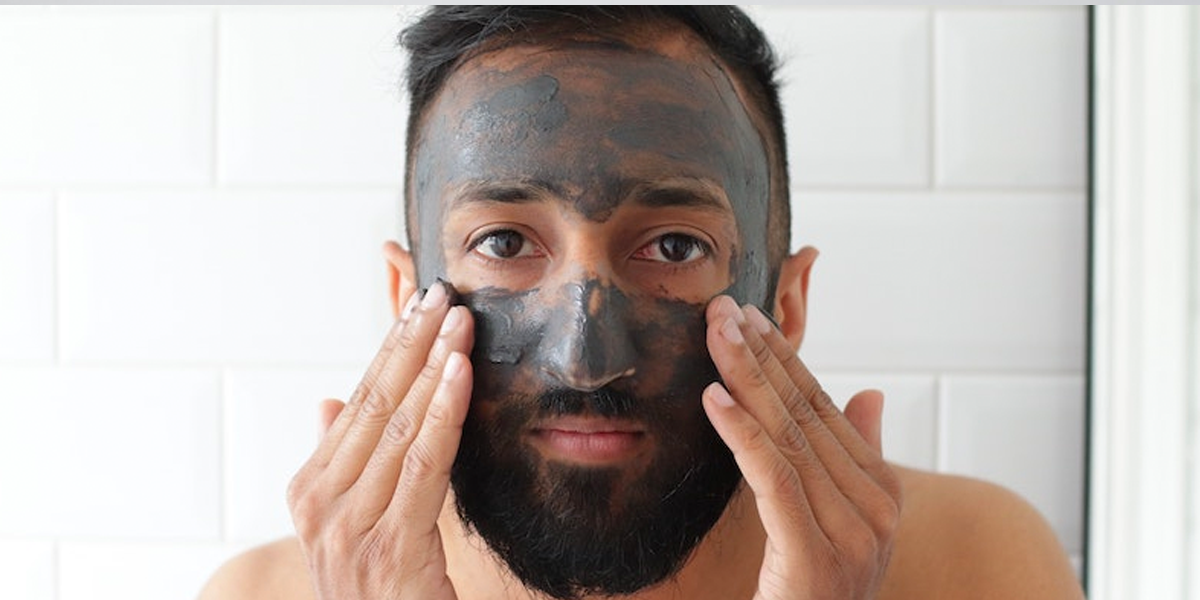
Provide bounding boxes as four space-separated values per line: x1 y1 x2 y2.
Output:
198 537 313 600
879 465 1084 600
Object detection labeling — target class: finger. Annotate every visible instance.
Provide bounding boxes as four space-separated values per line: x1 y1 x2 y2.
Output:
706 304 864 544
702 381 827 556
320 282 455 491
351 305 473 502
382 350 472 538
308 290 421 467
844 390 884 453
318 399 346 440
744 304 900 502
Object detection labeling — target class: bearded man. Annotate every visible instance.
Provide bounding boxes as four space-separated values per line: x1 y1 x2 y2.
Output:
201 6 1084 600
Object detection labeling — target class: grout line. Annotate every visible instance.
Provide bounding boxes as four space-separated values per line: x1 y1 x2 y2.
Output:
51 539 60 600
934 374 950 473
927 6 938 190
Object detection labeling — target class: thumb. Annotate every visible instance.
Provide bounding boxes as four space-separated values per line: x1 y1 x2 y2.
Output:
317 398 346 441
844 389 885 454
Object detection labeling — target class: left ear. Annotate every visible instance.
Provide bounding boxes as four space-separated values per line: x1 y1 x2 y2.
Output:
772 245 819 350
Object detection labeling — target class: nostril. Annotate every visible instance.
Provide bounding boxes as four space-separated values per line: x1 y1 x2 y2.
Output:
546 365 637 393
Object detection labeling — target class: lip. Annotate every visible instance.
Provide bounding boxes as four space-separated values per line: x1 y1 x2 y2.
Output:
529 416 648 464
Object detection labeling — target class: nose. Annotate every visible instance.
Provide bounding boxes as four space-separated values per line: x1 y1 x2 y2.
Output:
541 279 637 392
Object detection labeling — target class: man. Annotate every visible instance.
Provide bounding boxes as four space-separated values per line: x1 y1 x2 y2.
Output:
201 6 1084 599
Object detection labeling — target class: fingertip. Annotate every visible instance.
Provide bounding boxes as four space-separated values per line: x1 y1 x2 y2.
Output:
704 381 737 409
317 398 345 438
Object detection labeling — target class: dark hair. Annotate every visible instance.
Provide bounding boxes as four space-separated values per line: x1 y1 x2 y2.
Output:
398 5 791 267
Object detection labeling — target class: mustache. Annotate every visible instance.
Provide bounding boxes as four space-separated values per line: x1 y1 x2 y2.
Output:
537 387 638 419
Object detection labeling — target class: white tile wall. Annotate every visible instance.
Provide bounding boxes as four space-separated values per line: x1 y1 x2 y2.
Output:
0 193 55 361
0 540 55 600
0 9 213 184
0 5 1089 597
751 7 931 187
822 374 939 470
935 8 1088 188
0 367 221 539
58 190 399 364
218 7 415 185
941 375 1086 554
796 191 1087 372
223 367 361 542
59 541 249 600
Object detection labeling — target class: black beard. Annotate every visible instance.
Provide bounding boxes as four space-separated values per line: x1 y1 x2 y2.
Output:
450 387 742 600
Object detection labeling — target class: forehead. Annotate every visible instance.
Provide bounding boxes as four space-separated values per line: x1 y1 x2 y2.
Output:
409 28 770 221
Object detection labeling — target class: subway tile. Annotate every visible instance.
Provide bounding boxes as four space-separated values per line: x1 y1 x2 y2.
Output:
58 190 399 363
752 7 930 187
59 541 249 600
0 193 55 361
0 540 54 600
0 9 213 184
822 373 938 470
935 8 1088 188
224 367 361 542
0 367 221 538
794 191 1087 372
941 375 1086 554
218 7 414 184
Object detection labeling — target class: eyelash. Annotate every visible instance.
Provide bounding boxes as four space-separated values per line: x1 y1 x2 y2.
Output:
466 229 714 268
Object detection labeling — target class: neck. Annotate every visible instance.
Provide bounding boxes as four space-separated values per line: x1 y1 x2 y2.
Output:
439 486 766 600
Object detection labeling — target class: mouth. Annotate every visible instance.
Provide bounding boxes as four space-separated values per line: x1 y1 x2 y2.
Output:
528 416 648 465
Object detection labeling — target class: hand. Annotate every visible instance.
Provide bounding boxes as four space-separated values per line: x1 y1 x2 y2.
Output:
702 296 902 600
287 281 474 600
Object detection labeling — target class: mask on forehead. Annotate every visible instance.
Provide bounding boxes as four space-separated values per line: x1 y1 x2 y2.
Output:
408 37 773 599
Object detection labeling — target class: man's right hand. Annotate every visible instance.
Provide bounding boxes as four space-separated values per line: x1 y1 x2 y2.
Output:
287 281 474 600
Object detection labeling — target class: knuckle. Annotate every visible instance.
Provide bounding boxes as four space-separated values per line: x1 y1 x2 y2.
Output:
402 440 440 480
417 357 442 385
774 419 809 454
382 410 417 447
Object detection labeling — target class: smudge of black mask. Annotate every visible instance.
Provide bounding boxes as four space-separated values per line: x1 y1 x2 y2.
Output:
448 279 742 600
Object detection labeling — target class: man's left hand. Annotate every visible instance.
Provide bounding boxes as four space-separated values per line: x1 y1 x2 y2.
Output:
703 295 902 600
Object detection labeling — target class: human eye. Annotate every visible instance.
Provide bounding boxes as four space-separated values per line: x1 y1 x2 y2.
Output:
632 232 712 264
468 228 540 260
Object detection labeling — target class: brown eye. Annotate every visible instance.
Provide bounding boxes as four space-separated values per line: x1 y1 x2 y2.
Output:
658 234 700 262
634 233 710 264
473 229 534 259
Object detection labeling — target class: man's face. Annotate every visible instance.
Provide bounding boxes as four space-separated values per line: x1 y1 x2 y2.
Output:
409 27 771 600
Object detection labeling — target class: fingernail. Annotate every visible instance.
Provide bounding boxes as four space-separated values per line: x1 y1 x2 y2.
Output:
440 306 462 334
421 280 447 309
747 307 773 335
720 316 744 344
400 293 419 321
709 383 736 408
443 351 465 380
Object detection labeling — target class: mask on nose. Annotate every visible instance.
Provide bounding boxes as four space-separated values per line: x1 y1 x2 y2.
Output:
448 278 743 600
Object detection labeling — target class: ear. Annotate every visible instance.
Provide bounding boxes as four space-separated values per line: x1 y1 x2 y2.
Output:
383 241 417 318
772 246 819 350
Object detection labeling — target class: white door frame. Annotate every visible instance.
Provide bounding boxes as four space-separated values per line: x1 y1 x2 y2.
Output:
1088 5 1200 599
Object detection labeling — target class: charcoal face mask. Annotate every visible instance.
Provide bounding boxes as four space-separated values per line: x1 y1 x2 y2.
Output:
408 31 772 600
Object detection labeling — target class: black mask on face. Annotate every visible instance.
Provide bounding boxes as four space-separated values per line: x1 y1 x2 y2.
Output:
410 30 772 600
451 282 742 599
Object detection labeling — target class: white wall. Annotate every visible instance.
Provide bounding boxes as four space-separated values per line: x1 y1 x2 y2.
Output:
0 6 1089 599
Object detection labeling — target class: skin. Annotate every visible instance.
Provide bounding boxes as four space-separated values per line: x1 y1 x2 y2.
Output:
198 21 1086 600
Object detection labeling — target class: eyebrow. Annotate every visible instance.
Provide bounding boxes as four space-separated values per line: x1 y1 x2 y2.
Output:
630 180 730 213
448 178 732 213
449 180 561 208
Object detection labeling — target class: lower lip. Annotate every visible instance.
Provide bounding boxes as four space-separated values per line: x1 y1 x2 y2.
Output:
531 429 646 464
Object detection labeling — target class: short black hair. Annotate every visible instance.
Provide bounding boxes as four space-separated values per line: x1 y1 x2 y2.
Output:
398 5 791 269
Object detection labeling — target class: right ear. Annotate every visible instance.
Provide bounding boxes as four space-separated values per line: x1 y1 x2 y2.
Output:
383 241 417 318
